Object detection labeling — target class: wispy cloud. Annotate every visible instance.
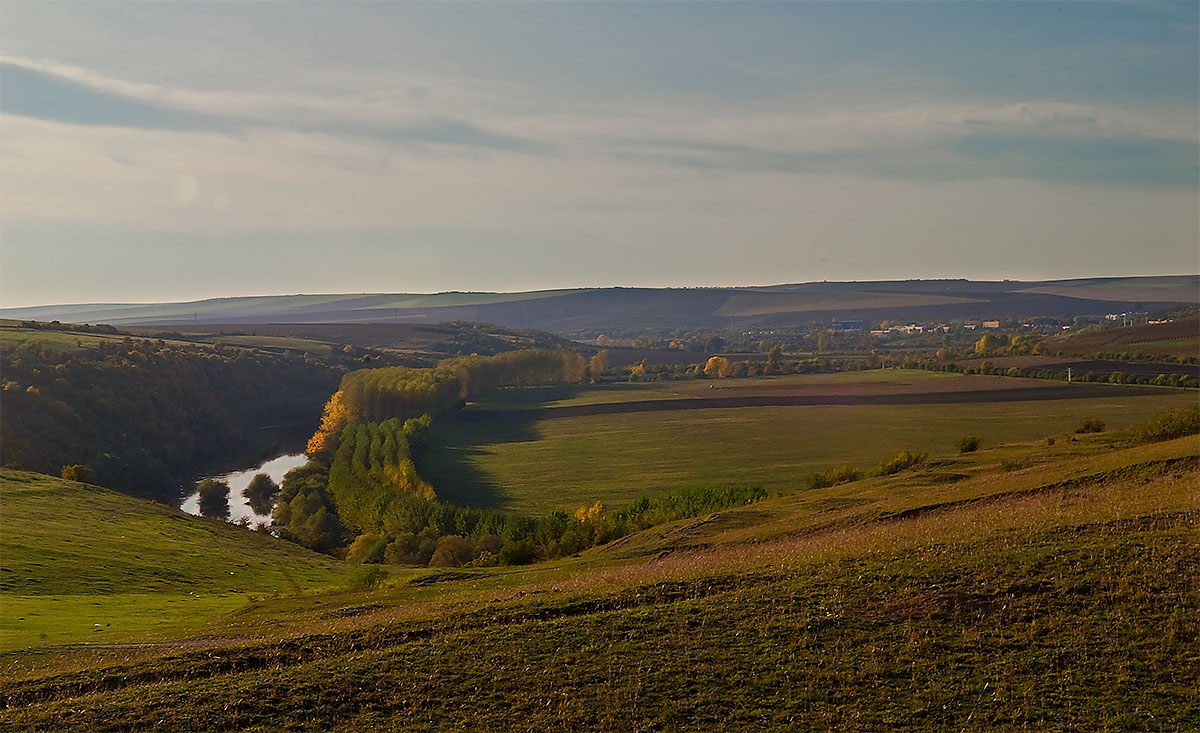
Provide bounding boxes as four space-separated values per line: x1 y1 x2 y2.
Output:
0 57 548 153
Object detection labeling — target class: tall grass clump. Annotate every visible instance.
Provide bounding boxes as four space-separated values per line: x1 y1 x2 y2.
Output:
874 451 928 476
1127 404 1200 443
958 435 981 453
806 464 862 490
1075 418 1106 434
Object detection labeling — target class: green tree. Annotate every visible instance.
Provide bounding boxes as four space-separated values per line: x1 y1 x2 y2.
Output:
196 478 231 519
243 473 280 516
765 344 784 375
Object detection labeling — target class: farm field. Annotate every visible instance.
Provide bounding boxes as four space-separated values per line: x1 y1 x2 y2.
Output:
3 433 1196 730
425 370 1196 514
1048 314 1200 359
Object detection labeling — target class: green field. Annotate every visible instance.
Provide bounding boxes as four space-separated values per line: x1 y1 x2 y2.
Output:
207 334 335 355
425 371 1196 514
3 433 1196 729
0 472 350 650
0 326 130 351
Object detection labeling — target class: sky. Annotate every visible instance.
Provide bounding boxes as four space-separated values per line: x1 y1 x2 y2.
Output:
1 1 1197 307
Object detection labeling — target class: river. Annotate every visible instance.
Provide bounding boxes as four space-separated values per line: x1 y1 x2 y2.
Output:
179 452 309 524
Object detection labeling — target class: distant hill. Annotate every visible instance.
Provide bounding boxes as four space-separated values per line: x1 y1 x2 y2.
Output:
3 275 1195 336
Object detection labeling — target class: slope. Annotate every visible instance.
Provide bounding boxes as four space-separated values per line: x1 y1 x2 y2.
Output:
0 471 350 649
2 432 1196 729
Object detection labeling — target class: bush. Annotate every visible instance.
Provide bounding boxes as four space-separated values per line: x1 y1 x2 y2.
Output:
875 451 928 476
958 435 981 453
347 565 389 591
61 464 97 483
346 532 389 564
806 464 862 490
1128 405 1200 443
1075 418 1106 434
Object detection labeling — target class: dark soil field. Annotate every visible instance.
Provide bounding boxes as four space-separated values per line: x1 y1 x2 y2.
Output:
453 381 1165 422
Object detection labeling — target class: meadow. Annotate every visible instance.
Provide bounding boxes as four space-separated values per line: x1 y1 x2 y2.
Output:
0 472 349 650
423 370 1196 514
2 429 1195 730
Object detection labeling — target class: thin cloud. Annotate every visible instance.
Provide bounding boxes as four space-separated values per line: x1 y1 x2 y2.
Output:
0 58 549 154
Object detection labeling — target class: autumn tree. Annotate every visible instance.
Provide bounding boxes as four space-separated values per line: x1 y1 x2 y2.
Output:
704 356 733 378
306 390 350 461
588 350 609 383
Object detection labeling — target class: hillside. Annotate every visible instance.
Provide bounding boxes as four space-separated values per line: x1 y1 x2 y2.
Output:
3 275 1195 335
0 471 350 650
1045 313 1200 359
2 431 1196 729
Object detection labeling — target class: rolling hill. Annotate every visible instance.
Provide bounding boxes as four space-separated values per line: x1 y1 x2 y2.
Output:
3 276 1195 335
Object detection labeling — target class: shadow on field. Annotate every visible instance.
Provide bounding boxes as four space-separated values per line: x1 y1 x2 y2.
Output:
417 409 542 511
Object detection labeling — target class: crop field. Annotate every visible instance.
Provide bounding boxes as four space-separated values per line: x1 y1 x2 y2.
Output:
1049 314 1200 359
3 433 1196 730
424 370 1196 514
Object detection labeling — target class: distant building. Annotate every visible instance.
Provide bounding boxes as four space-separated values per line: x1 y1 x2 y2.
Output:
982 320 1001 329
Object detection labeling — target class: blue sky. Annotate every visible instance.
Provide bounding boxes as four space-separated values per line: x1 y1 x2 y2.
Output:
1 1 1196 306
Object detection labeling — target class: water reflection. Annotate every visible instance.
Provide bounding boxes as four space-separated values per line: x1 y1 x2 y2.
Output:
180 453 308 524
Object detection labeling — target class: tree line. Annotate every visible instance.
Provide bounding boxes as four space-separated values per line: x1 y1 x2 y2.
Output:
272 348 770 566
0 337 342 499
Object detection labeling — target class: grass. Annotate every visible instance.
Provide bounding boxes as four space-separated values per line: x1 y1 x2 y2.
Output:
426 373 1195 514
0 472 350 649
206 334 335 355
2 436 1196 729
0 327 129 351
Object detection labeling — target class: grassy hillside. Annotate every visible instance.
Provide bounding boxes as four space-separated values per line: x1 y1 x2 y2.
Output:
0 472 350 649
423 370 1196 513
2 433 1195 730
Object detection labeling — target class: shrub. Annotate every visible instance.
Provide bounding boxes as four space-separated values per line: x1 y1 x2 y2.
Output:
806 464 862 490
61 464 97 483
958 435 981 453
1075 418 1106 434
875 451 928 476
1128 404 1200 443
346 532 389 564
1000 459 1026 472
347 565 389 591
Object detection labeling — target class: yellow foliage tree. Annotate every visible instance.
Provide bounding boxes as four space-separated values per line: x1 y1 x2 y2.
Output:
704 355 733 378
306 390 349 460
588 350 609 383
